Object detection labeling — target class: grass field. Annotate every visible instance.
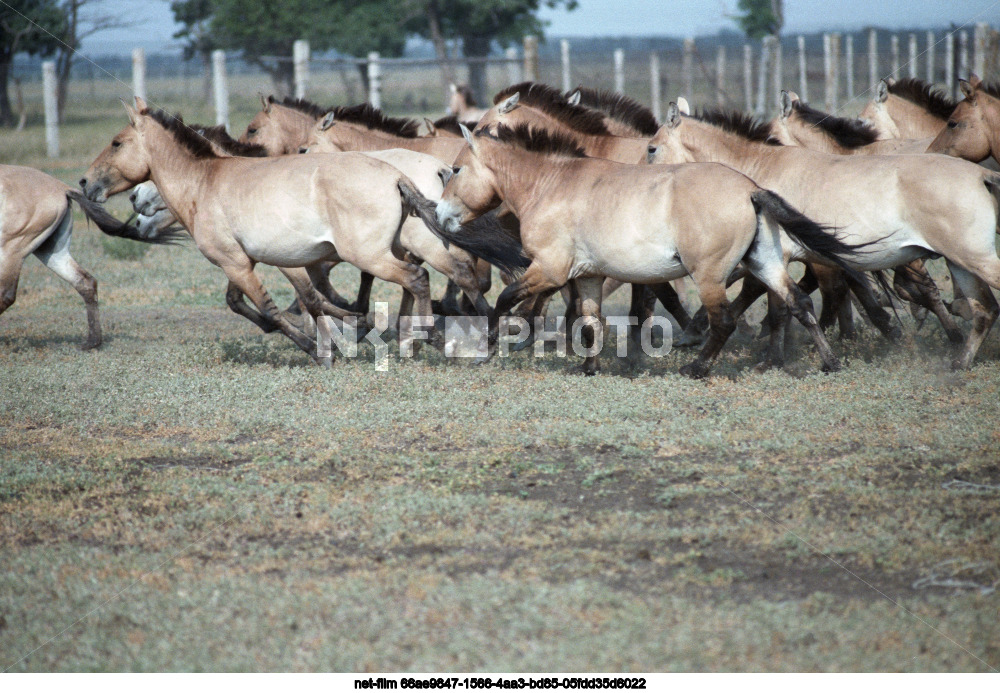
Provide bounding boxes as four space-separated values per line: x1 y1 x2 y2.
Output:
1 82 999 672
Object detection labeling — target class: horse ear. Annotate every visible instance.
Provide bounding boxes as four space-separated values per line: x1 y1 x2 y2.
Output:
960 79 976 101
665 103 682 129
320 112 335 131
450 83 458 94
423 117 437 136
876 80 889 104
498 92 520 114
259 93 269 112
459 123 477 154
567 90 581 106
121 98 139 126
676 97 690 115
779 91 793 118
134 96 148 113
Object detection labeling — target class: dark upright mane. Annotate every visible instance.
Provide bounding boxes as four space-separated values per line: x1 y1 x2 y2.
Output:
887 78 958 120
568 85 660 136
454 84 478 107
147 110 220 158
273 96 331 120
433 114 481 135
692 108 781 145
193 124 268 157
480 122 587 158
978 81 1000 100
493 82 611 136
791 101 879 148
330 102 421 138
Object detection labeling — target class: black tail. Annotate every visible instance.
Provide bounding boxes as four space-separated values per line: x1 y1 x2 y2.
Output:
750 189 870 284
397 178 530 277
66 190 186 245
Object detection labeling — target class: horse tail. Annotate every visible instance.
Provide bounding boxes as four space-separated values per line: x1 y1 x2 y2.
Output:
750 189 870 284
397 176 530 277
66 189 186 245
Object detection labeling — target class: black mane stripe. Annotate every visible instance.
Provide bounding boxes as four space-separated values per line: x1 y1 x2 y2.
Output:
432 114 481 135
480 122 587 158
887 78 958 120
274 96 421 138
492 81 611 136
193 124 269 157
568 85 660 136
792 101 879 148
147 110 220 159
978 80 1000 100
691 107 781 145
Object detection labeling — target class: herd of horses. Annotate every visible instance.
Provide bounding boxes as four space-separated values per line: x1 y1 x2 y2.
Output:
4 73 1000 378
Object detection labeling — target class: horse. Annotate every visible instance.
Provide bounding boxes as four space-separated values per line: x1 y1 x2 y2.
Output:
435 122 864 378
448 83 488 122
927 75 1000 164
0 164 181 350
647 104 1000 370
858 78 956 140
771 91 961 342
81 99 521 364
425 114 479 138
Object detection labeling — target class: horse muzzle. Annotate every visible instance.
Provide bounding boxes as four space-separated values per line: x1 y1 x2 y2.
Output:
79 177 109 203
435 199 462 234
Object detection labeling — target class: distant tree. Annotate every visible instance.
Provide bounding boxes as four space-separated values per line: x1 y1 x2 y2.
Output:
734 0 783 39
170 0 216 98
0 0 64 126
208 0 408 95
406 0 578 104
55 1 135 123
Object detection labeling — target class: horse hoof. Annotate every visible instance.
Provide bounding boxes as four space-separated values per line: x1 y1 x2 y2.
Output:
673 331 705 348
80 338 102 351
820 359 842 373
679 362 708 379
752 359 778 374
950 357 970 371
509 334 535 353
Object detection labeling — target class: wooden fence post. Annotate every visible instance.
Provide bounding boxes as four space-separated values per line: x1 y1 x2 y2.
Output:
756 36 772 115
772 36 782 104
367 52 381 109
212 49 228 130
797 35 808 101
946 32 955 96
682 38 694 98
614 49 625 94
927 31 935 83
561 39 571 92
43 61 58 158
959 30 969 80
823 33 833 110
523 36 538 82
744 44 753 113
505 47 521 85
844 34 854 101
132 47 146 101
650 52 662 122
890 34 899 76
293 39 309 99
716 45 726 106
868 29 878 89
974 23 989 77
908 34 918 78
831 33 841 110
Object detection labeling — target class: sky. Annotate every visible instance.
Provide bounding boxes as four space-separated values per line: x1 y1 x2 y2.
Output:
80 0 1000 55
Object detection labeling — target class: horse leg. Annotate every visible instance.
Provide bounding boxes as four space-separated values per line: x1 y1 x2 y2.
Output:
350 271 376 315
602 278 625 300
811 264 853 336
893 260 964 344
489 263 564 350
843 272 901 342
31 216 101 350
574 276 605 375
278 267 343 368
947 262 1000 370
226 280 281 333
362 256 440 352
679 280 735 379
648 282 691 330
308 260 354 311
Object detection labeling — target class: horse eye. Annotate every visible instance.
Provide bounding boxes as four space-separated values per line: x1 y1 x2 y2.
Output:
452 166 460 175
112 140 121 149
247 128 258 136
947 121 958 129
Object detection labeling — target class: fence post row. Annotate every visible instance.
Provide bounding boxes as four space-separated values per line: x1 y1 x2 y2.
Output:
755 36 772 115
682 38 695 99
367 52 382 109
797 35 808 101
293 39 310 100
614 48 625 94
132 47 146 102
212 49 228 130
505 47 521 86
560 39 571 92
523 35 538 83
42 61 58 158
844 34 854 100
743 43 753 113
649 51 662 122
890 34 900 76
927 31 935 83
946 32 955 96
974 23 989 77
868 29 878 90
715 46 726 107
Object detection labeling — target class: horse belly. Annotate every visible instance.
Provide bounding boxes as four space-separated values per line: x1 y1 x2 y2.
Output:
235 222 334 267
576 240 686 283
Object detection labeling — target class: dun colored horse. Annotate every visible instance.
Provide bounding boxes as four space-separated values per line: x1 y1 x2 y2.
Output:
648 105 1000 369
82 99 521 363
927 75 1000 164
448 84 488 122
858 78 955 140
436 122 864 377
0 165 180 349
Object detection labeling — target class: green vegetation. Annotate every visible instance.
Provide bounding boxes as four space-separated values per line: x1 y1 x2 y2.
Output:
1 86 998 673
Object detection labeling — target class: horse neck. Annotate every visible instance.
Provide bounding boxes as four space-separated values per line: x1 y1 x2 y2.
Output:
275 108 317 152
681 124 774 181
143 125 214 229
479 145 570 222
581 133 648 164
786 119 848 154
332 124 416 152
979 94 1000 160
887 96 946 138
